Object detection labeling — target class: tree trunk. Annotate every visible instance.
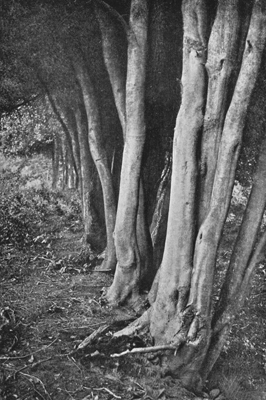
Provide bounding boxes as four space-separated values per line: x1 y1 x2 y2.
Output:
137 180 154 290
203 131 266 380
114 0 266 392
59 137 66 190
105 0 149 306
150 0 266 389
52 133 60 189
198 0 241 226
189 0 266 326
60 106 82 190
38 75 79 187
150 152 171 272
96 0 153 294
150 0 207 344
75 104 105 251
74 61 117 271
94 0 127 137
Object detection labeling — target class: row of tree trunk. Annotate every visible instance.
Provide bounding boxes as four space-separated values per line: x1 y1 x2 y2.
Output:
30 0 266 391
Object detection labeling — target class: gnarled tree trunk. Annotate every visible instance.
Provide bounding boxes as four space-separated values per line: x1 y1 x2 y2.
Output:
105 0 150 306
74 60 117 271
95 0 154 287
114 0 266 392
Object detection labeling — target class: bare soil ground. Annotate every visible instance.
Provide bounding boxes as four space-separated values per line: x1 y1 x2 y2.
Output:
1 203 266 400
0 213 196 400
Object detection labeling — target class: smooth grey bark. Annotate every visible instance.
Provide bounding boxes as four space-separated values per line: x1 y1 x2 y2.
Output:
74 60 117 271
113 0 266 392
105 0 149 306
60 106 82 190
198 0 241 226
75 104 105 250
150 0 208 345
37 76 79 187
202 132 266 379
95 0 153 286
94 0 127 137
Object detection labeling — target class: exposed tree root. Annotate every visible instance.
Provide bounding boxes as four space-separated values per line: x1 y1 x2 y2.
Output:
94 262 112 273
105 268 142 309
113 308 151 337
98 250 117 272
111 345 176 357
78 325 110 349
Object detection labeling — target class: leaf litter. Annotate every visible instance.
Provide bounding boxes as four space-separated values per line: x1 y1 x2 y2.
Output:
0 195 266 400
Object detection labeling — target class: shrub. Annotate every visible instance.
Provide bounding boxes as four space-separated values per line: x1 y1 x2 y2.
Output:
0 175 45 249
0 171 81 250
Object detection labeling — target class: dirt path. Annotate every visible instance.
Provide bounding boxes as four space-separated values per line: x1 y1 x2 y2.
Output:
1 210 266 400
0 219 196 400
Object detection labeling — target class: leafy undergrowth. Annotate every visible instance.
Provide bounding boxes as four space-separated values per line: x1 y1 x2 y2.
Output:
0 161 266 400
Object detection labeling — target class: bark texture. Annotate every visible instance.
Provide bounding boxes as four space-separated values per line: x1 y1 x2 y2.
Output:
203 132 266 379
150 0 208 345
52 133 60 189
106 0 149 305
150 153 171 272
115 0 266 391
75 104 105 250
198 0 241 225
74 61 117 271
94 0 127 137
178 0 266 386
190 0 266 318
62 107 82 190
96 2 152 279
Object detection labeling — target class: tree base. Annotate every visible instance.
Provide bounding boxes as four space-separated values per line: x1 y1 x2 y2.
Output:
113 308 151 337
112 307 205 394
94 257 115 272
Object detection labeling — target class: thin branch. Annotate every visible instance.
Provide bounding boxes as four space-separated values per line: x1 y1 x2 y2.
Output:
77 324 110 349
67 355 83 373
13 357 52 377
19 372 52 400
32 387 46 400
94 387 122 399
94 0 129 35
0 337 58 361
110 345 176 358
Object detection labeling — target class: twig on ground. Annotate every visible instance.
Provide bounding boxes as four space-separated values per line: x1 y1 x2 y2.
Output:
111 345 176 357
66 322 108 329
7 337 18 353
77 324 109 349
0 337 58 360
91 269 112 272
37 256 54 262
67 355 83 373
80 393 92 400
89 298 102 306
94 387 122 399
134 381 145 391
13 357 52 377
32 387 46 400
19 371 52 400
